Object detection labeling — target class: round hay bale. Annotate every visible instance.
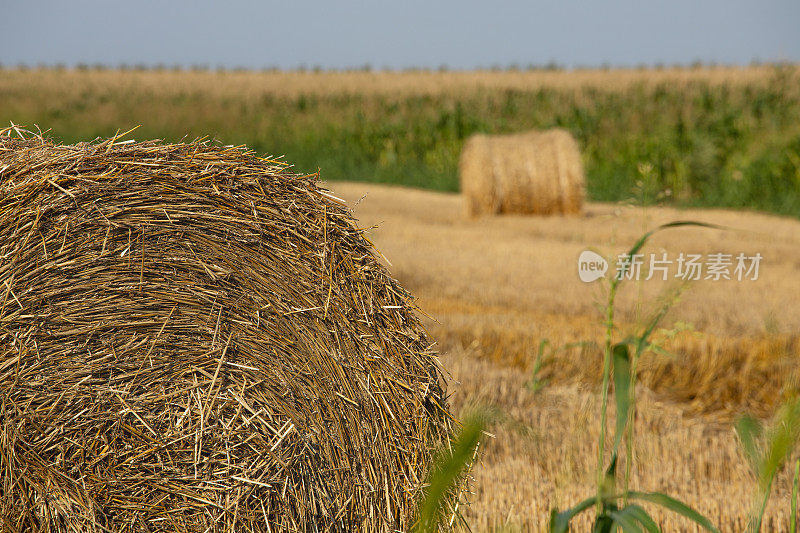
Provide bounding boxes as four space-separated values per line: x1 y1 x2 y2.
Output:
0 128 453 532
459 129 585 216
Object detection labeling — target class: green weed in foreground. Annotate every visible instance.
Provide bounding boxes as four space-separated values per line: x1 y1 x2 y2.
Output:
736 399 800 532
792 459 799 533
551 221 721 532
417 220 800 531
415 412 487 533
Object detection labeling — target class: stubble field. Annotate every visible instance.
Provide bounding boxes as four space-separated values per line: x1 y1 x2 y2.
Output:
329 180 800 531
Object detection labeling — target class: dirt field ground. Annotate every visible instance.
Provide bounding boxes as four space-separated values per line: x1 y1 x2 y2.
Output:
328 181 800 531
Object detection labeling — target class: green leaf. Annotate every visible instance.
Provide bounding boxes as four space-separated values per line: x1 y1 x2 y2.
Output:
791 458 799 533
538 338 551 358
527 338 552 392
592 514 616 533
612 343 632 454
612 221 721 291
762 398 800 488
609 507 645 533
636 301 673 355
416 412 485 532
737 398 800 532
628 491 719 533
550 497 597 533
593 480 620 533
612 504 659 533
600 453 618 501
735 415 764 476
645 343 677 359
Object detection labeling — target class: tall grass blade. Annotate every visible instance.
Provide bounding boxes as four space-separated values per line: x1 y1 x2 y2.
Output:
592 514 616 533
527 338 551 392
609 507 647 533
612 343 632 454
602 454 619 497
416 413 485 533
762 398 800 488
628 491 719 532
589 221 725 530
745 397 800 532
611 504 660 533
735 416 763 475
611 221 722 292
550 497 596 533
792 458 799 533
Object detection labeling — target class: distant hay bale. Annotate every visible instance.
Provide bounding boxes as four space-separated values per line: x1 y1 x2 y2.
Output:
459 129 585 216
0 128 453 532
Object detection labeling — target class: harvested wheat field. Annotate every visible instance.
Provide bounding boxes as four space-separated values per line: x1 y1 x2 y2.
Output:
329 180 800 531
0 131 454 532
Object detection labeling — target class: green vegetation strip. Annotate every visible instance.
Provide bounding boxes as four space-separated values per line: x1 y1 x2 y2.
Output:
2 68 799 217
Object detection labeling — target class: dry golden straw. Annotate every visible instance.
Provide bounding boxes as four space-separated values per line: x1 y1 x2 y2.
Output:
0 127 453 532
459 129 585 216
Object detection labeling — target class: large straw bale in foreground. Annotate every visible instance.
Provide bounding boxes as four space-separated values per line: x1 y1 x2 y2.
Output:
459 129 585 216
0 128 452 532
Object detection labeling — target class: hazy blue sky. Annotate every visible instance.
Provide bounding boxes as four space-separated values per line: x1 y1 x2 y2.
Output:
2 0 798 69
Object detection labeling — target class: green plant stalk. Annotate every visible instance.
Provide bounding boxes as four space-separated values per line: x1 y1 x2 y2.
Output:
623 357 638 505
599 223 714 511
527 339 549 392
622 336 651 504
792 458 799 533
594 221 719 521
749 478 774 533
623 296 678 502
622 179 649 505
597 279 618 512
